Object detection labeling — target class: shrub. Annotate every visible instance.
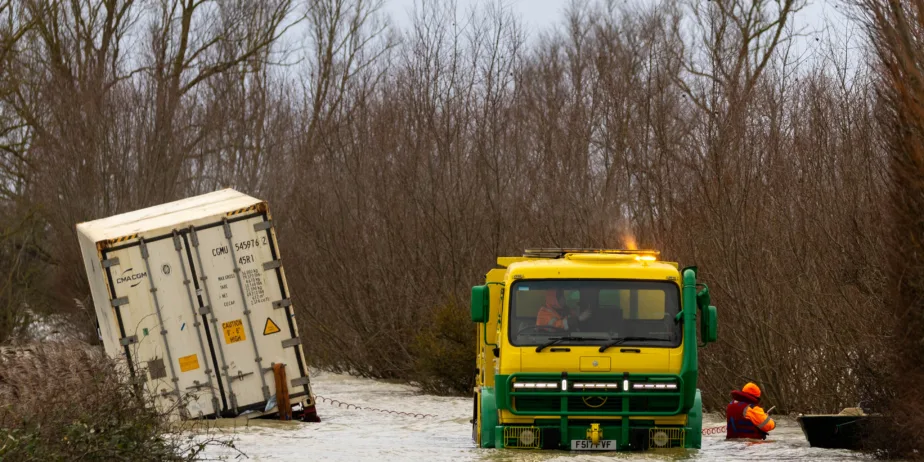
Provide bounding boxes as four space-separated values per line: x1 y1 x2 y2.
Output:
412 300 476 395
0 342 215 461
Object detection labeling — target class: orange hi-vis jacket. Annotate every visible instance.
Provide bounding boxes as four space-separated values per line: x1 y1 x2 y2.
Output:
726 389 775 439
536 305 569 329
536 291 570 329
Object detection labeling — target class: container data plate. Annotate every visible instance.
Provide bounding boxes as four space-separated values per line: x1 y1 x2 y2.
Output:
571 440 617 451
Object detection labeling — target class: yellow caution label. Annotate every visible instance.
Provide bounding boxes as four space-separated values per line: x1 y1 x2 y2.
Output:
263 317 281 336
178 354 199 372
222 319 246 344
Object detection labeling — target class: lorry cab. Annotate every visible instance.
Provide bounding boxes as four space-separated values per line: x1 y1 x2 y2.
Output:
471 249 717 451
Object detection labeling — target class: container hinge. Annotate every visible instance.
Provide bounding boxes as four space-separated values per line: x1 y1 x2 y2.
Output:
263 260 282 271
160 390 182 399
139 239 149 259
189 227 200 247
254 220 272 232
282 338 301 348
120 335 138 346
272 299 291 309
291 376 311 387
111 297 129 307
199 305 211 315
222 219 232 239
102 258 120 268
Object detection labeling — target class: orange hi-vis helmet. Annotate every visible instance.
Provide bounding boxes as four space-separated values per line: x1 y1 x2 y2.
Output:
742 382 761 398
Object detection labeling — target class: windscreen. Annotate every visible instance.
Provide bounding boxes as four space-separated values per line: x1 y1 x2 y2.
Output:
508 280 681 347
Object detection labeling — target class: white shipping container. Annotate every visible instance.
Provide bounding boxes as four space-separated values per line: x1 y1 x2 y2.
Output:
76 189 317 420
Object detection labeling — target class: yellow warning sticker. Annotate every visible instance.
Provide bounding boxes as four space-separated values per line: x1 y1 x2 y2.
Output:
263 317 281 336
222 319 246 344
178 354 199 372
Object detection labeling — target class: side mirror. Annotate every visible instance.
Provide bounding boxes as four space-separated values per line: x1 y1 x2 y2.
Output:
702 305 717 344
471 285 490 323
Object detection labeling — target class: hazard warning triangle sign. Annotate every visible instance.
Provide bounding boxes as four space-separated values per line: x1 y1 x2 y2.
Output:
263 317 281 336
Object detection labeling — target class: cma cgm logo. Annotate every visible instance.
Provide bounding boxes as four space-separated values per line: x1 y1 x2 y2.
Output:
117 268 148 287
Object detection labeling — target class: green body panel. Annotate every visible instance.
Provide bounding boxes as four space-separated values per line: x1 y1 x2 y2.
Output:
494 374 509 410
686 389 703 448
480 387 498 448
494 426 505 448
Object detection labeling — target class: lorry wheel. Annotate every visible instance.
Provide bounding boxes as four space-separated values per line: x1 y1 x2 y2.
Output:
472 393 479 444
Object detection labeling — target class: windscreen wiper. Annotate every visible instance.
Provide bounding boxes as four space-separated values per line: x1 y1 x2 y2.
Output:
536 336 606 352
598 336 665 353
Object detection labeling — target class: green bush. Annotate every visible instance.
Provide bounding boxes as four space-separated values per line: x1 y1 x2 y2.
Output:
412 300 476 395
0 343 218 461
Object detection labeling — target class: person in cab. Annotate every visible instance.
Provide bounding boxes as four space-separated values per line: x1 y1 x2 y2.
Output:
535 289 590 330
726 382 776 440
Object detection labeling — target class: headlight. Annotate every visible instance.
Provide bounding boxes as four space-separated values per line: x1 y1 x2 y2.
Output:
572 382 620 389
519 428 537 446
632 382 678 390
513 382 558 389
652 430 669 447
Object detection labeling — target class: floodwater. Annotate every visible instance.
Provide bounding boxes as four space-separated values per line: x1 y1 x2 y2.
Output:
194 371 869 461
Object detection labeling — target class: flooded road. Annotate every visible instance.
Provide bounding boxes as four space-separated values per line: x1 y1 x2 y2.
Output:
196 370 869 461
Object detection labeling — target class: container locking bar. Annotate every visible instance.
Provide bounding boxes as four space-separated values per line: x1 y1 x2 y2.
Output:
222 218 272 401
190 225 238 414
173 229 220 415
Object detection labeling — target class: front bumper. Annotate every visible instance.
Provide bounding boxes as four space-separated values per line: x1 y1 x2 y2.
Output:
496 423 688 450
494 372 696 450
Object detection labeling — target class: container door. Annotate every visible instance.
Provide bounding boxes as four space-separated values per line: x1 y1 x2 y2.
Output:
101 233 223 418
186 213 310 414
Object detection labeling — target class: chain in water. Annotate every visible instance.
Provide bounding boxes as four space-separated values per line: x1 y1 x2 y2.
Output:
314 395 437 419
319 394 726 430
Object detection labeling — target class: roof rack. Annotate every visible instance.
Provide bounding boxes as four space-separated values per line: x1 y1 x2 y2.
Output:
523 248 660 259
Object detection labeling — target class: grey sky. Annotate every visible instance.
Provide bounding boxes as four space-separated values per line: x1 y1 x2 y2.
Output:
381 1 856 53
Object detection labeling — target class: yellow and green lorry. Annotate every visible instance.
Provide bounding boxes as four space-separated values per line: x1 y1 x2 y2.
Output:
471 249 717 451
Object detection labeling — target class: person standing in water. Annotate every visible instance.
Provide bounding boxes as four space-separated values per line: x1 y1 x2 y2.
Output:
726 382 776 440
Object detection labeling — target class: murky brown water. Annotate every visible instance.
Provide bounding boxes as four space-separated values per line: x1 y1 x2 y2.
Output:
195 371 870 461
